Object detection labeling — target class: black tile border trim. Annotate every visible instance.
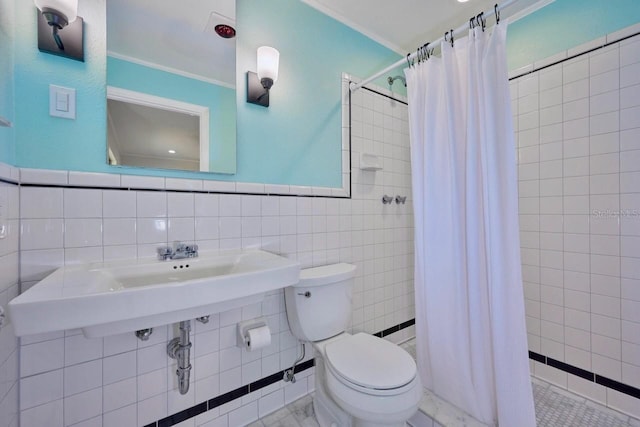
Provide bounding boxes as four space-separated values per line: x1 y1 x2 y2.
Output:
596 375 640 400
359 86 409 106
509 31 640 81
529 351 640 400
0 177 18 186
373 318 416 339
18 182 350 199
144 320 640 427
12 78 410 199
144 320 415 427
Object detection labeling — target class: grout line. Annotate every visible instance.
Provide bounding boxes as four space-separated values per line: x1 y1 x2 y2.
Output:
530 350 640 400
147 320 414 427
509 31 640 81
147 320 638 427
359 86 408 106
18 183 351 200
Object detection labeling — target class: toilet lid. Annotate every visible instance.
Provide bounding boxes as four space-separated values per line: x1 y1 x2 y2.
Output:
325 333 416 390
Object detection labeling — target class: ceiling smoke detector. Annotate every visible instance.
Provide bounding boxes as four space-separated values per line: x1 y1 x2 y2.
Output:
204 12 236 39
214 24 236 38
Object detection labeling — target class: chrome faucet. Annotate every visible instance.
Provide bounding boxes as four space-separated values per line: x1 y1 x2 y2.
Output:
157 241 199 261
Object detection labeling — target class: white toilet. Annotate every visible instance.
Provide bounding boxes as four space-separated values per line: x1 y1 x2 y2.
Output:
284 263 422 427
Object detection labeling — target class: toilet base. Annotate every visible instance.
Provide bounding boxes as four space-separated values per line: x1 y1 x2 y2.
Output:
313 388 407 427
314 382 353 427
312 355 412 427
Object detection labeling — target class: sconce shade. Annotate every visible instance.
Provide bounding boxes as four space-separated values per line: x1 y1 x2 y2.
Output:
34 0 78 25
257 46 279 89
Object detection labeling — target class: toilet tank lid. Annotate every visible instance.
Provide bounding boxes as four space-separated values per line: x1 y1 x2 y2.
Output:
294 263 356 287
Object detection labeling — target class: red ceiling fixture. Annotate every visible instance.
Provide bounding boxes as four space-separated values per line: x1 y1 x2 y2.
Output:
214 24 236 39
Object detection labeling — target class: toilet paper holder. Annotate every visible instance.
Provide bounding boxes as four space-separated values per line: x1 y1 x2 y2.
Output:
237 317 269 349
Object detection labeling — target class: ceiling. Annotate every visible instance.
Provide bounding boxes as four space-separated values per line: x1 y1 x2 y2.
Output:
107 99 200 167
303 0 497 54
107 0 545 86
107 0 236 86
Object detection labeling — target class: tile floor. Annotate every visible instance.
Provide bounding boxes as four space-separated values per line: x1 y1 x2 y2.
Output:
532 380 640 427
253 339 639 427
250 395 319 427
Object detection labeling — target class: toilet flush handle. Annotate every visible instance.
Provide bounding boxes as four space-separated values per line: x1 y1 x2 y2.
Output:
297 291 311 298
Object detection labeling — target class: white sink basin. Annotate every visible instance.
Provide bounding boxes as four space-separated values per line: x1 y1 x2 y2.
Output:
9 249 300 337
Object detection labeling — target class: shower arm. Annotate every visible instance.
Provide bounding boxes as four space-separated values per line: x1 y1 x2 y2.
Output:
388 75 407 87
350 0 519 92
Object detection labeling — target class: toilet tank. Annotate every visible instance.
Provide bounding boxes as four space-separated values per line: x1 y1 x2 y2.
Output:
284 263 356 342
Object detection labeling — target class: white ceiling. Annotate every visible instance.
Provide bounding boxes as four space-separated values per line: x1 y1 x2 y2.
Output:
301 0 548 54
107 99 200 164
303 0 497 54
107 0 545 87
107 0 236 87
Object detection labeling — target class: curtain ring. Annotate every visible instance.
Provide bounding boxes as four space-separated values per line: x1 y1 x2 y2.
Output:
445 30 453 47
469 17 475 29
478 12 486 31
406 53 413 68
495 3 500 25
424 42 430 59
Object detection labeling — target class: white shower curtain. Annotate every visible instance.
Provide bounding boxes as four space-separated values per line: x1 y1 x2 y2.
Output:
404 24 536 426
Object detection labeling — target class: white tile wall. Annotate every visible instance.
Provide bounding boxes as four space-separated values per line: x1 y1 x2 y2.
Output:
515 32 640 419
15 85 414 426
0 176 21 427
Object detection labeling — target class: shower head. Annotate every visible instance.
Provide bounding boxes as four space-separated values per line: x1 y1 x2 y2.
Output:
387 75 407 87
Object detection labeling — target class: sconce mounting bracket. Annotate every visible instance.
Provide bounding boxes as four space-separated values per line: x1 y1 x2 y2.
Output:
246 71 270 107
37 10 84 62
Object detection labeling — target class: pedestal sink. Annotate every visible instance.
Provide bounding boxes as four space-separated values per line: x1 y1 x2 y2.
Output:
9 249 300 337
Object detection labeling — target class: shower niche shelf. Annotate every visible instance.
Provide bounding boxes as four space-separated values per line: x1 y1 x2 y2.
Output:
359 153 383 171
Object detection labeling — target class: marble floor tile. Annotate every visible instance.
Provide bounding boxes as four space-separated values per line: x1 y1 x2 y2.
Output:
254 338 638 427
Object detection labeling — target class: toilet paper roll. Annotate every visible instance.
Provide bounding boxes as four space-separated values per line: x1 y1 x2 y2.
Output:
245 325 271 351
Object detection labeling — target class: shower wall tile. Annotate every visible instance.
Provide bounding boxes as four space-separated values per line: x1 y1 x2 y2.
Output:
15 88 414 426
0 178 20 427
516 32 640 415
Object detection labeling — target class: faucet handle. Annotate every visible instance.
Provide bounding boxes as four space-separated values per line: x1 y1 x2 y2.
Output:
395 195 407 204
157 246 172 260
185 244 198 253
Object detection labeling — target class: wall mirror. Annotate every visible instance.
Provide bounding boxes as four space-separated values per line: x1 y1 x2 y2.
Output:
107 87 209 172
106 0 237 174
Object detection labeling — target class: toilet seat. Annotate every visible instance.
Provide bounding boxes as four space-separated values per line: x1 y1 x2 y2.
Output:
324 333 417 395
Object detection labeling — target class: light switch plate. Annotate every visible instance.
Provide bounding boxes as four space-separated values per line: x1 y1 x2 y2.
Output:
49 85 76 119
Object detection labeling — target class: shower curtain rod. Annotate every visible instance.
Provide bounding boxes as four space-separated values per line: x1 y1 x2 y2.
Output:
349 0 520 92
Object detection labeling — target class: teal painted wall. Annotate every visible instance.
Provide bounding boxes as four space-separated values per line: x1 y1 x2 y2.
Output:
507 0 640 70
9 0 639 182
235 0 401 186
0 0 15 164
11 0 401 186
107 57 237 175
14 0 106 172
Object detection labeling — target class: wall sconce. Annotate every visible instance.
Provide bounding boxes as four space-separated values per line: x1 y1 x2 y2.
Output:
35 0 84 62
246 46 280 107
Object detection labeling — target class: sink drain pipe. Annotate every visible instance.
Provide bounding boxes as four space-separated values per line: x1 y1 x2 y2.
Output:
167 320 192 394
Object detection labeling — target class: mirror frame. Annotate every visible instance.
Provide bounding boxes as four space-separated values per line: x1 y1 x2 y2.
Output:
107 86 210 172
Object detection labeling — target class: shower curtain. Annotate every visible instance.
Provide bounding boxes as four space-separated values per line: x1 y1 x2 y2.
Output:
404 24 536 426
